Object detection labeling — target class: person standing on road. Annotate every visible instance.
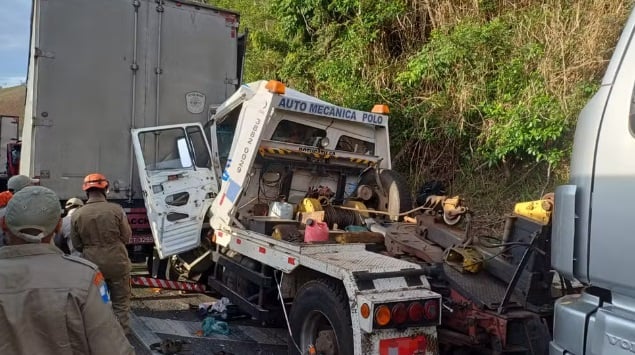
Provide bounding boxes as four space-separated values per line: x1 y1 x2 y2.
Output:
0 186 134 354
0 175 35 247
70 173 133 333
54 197 84 254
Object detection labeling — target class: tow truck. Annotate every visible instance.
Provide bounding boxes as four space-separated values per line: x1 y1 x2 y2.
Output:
132 80 441 355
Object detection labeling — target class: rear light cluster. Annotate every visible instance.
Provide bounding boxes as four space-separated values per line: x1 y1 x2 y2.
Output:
363 299 440 328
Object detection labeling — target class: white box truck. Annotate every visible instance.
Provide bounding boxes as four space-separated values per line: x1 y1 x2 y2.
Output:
21 0 245 265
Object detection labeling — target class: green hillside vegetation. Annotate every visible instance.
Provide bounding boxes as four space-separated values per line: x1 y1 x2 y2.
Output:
209 0 632 234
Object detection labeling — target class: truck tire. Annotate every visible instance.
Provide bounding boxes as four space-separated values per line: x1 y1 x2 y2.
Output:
288 279 353 355
359 169 413 219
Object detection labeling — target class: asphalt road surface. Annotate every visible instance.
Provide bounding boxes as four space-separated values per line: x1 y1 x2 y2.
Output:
129 286 289 355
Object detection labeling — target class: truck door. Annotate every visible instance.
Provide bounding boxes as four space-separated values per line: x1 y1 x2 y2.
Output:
131 123 218 259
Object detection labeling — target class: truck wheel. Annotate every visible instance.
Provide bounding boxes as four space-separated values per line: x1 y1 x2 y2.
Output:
288 279 353 355
359 169 413 220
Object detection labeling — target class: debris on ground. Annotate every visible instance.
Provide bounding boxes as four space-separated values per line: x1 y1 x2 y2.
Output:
196 297 247 321
149 339 190 354
197 297 231 316
210 297 231 313
202 316 231 336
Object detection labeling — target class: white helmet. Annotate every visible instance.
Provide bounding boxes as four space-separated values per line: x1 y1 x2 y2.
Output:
65 197 84 210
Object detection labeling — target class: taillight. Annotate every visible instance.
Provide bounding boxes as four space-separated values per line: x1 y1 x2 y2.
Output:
372 298 440 328
424 299 439 320
391 303 408 325
360 303 371 319
408 301 424 322
374 305 391 326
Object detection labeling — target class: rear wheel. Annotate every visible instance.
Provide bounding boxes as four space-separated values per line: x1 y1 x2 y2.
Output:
288 279 353 355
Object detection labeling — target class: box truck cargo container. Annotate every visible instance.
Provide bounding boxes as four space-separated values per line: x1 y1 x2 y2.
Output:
21 0 245 264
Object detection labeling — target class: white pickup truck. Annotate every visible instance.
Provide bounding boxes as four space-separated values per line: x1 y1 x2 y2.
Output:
132 80 441 355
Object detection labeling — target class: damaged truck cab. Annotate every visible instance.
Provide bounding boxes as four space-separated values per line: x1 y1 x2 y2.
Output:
132 80 441 355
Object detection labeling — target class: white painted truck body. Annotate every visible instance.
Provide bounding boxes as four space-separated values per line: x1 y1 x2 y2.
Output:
132 80 440 354
550 5 635 355
21 0 241 201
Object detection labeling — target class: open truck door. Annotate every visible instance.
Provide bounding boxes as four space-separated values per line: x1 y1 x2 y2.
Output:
132 123 218 259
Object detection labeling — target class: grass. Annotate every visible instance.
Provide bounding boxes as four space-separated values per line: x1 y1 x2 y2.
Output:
449 162 567 238
387 0 631 236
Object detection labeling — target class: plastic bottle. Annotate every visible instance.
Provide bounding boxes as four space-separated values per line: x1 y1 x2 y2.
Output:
269 201 294 219
304 218 329 243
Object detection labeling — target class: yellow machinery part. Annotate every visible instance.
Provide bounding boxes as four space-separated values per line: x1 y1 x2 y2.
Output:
343 200 370 218
298 198 323 213
271 224 302 242
513 199 553 225
444 247 483 273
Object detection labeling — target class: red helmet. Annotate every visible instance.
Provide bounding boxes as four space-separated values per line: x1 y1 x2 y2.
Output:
82 173 109 191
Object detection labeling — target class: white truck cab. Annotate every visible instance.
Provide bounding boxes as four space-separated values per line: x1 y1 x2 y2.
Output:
551 5 635 355
132 80 440 355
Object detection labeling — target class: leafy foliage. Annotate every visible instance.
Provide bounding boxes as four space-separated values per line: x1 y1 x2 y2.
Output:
207 0 630 187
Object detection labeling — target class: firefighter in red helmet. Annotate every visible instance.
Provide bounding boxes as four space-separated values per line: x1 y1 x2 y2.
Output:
70 173 132 333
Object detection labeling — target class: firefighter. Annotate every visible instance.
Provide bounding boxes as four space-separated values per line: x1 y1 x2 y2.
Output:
54 197 84 254
0 175 35 246
70 173 133 333
0 174 34 207
0 186 134 354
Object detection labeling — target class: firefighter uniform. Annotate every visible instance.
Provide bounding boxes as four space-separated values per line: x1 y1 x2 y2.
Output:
70 194 133 332
0 185 133 354
0 244 134 354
